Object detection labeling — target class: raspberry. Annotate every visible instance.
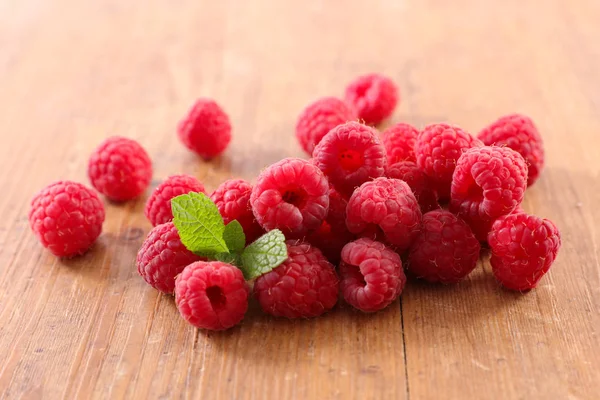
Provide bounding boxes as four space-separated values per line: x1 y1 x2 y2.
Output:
381 122 419 164
339 238 406 312
414 123 482 199
407 210 480 283
254 241 338 318
145 175 206 227
346 178 421 251
136 222 203 293
344 73 398 125
177 98 232 160
478 114 544 186
460 205 527 243
250 158 329 238
450 146 528 222
295 97 356 155
488 213 561 291
175 261 249 330
29 181 105 257
210 179 264 244
386 161 439 213
313 121 386 196
88 136 153 201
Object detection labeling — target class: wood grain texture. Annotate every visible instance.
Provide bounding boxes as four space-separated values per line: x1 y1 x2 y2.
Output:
0 0 598 399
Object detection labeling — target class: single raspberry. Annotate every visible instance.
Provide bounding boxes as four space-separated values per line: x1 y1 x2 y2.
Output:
313 121 386 196
488 213 561 291
478 114 544 186
414 123 482 199
381 122 419 164
254 241 338 318
295 97 356 155
88 136 153 201
136 222 203 293
407 210 480 283
344 73 398 125
339 238 406 312
210 179 264 244
386 161 439 213
450 146 528 223
346 178 421 251
175 261 249 330
145 175 206 227
29 181 105 257
250 158 329 238
177 98 232 159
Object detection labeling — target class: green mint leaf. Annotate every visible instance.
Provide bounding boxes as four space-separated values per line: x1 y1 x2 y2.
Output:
223 220 245 253
240 230 288 280
171 192 229 256
215 252 242 266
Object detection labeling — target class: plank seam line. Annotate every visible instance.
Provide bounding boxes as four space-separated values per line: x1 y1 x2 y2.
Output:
400 298 410 400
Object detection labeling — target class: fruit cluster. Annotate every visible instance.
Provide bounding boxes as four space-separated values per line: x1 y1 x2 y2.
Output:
28 73 561 331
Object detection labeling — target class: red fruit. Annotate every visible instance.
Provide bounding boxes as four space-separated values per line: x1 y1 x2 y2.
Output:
339 238 406 312
407 210 480 283
210 179 264 244
250 158 329 238
488 213 561 291
346 178 422 251
344 73 398 125
254 241 339 318
29 181 105 257
381 122 419 164
136 222 203 293
175 261 249 330
145 175 206 227
88 136 153 201
414 123 482 199
295 96 356 155
177 98 231 159
386 161 439 212
313 121 386 196
478 114 544 186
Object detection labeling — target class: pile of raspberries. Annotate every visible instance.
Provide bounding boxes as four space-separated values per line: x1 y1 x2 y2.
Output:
29 73 561 331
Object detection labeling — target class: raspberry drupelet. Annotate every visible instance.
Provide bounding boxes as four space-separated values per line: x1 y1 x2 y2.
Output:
386 161 439 213
339 238 406 312
250 158 329 238
344 73 398 126
381 122 419 164
254 241 339 318
312 121 386 197
29 181 105 257
88 136 153 201
145 174 206 227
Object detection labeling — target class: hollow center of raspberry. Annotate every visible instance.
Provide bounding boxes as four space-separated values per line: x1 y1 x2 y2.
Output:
465 181 484 202
281 187 307 208
338 149 364 172
206 286 227 311
347 264 367 287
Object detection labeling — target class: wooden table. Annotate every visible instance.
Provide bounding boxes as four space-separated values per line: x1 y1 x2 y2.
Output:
1 1 599 399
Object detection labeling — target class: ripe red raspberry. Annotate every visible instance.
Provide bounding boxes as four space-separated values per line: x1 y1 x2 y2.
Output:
386 161 439 213
295 97 356 155
415 123 482 199
177 98 232 160
339 238 406 312
210 179 264 244
488 213 561 291
450 146 528 222
88 136 153 201
346 178 422 251
29 181 105 257
313 121 386 196
478 114 544 186
381 122 419 164
459 205 527 243
344 73 398 125
175 261 249 330
254 241 338 318
407 210 480 284
250 158 329 238
136 222 203 293
145 175 206 227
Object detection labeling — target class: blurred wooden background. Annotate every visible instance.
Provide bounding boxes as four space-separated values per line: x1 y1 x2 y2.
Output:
0 0 599 399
